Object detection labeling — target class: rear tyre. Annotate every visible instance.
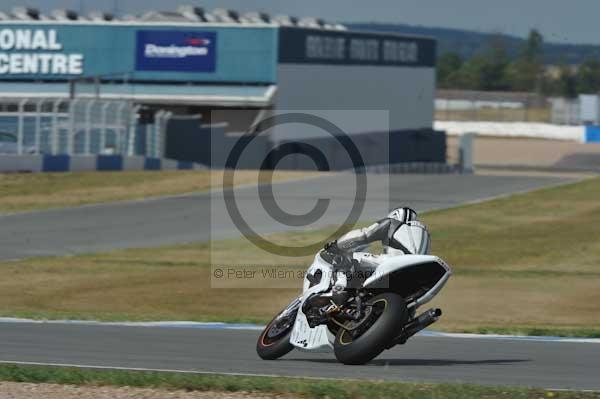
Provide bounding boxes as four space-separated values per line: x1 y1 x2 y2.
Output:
256 301 298 360
334 293 408 365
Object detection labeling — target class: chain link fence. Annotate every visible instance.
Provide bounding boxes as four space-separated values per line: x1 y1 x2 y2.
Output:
435 90 551 123
549 98 581 125
0 98 172 157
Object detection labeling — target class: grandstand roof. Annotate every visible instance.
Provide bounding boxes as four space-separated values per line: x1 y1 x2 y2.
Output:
0 5 347 30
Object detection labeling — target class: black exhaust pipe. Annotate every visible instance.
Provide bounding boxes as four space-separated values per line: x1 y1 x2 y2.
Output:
389 308 442 347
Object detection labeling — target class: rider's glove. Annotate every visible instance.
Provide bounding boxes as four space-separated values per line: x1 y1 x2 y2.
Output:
324 240 341 254
333 255 358 276
324 241 356 273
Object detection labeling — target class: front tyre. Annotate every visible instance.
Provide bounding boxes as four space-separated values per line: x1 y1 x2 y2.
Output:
256 300 299 360
334 293 408 365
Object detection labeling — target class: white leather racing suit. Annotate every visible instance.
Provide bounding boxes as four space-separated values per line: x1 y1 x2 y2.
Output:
336 217 431 269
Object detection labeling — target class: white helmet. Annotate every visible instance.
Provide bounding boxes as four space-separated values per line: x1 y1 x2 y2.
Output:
385 207 430 255
389 221 431 255
387 207 418 223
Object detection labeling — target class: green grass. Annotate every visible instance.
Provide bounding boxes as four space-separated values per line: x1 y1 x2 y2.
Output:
0 169 318 213
1 177 600 337
0 364 596 399
435 107 551 123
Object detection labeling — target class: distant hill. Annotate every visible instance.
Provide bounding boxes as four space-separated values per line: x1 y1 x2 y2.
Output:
346 22 600 65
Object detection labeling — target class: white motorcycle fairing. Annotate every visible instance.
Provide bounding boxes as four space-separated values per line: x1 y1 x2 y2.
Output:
363 255 451 308
289 254 335 351
289 253 451 351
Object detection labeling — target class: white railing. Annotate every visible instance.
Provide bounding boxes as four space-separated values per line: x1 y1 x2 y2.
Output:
0 98 171 157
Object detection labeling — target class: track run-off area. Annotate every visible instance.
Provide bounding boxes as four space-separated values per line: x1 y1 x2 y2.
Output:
1 172 596 390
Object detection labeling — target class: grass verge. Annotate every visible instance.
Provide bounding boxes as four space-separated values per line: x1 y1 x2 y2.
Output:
435 107 551 123
0 364 596 399
0 169 319 213
1 177 600 337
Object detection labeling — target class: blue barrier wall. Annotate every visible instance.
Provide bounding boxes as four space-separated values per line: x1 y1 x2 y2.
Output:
42 154 70 172
585 126 600 143
0 155 205 172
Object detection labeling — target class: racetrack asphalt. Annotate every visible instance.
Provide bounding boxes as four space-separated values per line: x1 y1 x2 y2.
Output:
0 322 598 390
0 173 594 390
0 173 576 260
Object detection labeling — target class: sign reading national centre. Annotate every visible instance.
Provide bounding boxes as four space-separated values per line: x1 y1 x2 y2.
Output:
135 30 217 72
0 29 84 75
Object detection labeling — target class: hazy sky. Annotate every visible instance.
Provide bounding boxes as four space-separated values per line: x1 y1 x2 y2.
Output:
0 0 595 45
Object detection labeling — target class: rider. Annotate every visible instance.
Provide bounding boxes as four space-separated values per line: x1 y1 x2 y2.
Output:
303 207 430 317
322 206 430 271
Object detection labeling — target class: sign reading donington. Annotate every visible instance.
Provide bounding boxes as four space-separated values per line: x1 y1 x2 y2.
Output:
0 29 84 75
136 30 216 72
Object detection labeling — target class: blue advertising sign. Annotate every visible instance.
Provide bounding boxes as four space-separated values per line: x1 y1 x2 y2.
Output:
135 30 217 72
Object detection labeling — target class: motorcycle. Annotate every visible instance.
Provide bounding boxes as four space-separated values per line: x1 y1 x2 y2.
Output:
256 245 452 365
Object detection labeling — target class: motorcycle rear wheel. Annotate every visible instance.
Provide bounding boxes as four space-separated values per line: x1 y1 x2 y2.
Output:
256 302 298 360
334 292 408 365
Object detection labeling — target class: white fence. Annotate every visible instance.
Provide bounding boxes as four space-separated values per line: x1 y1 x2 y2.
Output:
0 98 172 157
435 121 586 142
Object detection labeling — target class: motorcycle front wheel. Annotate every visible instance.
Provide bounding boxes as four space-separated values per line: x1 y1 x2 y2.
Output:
256 299 299 360
334 292 408 365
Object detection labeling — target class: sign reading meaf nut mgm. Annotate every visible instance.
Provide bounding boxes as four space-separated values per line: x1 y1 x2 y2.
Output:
0 29 84 75
135 30 217 72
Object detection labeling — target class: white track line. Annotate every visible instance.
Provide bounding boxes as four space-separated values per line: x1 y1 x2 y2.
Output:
0 360 299 378
419 330 600 344
0 360 598 393
0 318 264 330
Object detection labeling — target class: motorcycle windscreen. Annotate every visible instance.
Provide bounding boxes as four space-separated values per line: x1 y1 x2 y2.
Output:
391 222 430 255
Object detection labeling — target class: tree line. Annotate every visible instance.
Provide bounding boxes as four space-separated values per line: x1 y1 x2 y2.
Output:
437 29 600 98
